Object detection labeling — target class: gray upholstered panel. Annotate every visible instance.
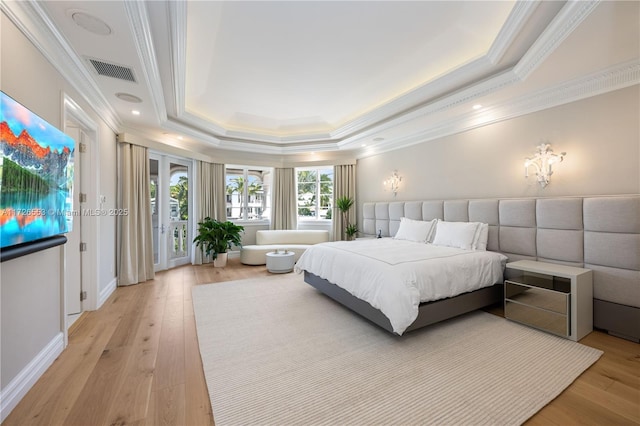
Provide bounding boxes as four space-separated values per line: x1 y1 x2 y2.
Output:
389 202 404 236
584 197 640 233
470 200 500 252
487 227 499 252
537 229 583 263
500 199 536 227
375 203 389 220
537 198 583 230
499 227 537 257
362 203 376 235
404 202 423 220
422 201 444 220
584 232 640 271
444 200 469 222
586 264 640 308
375 202 390 237
469 200 499 225
389 202 404 220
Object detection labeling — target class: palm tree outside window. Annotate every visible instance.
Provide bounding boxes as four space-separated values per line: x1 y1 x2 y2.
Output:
225 166 272 221
296 167 333 221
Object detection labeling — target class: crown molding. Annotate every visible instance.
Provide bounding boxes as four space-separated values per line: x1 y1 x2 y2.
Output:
1 1 122 132
514 0 600 79
487 0 540 65
123 0 167 125
168 0 187 117
356 59 640 159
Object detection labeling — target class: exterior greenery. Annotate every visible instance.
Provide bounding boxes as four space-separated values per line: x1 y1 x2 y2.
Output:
170 175 189 220
193 218 244 260
297 169 333 219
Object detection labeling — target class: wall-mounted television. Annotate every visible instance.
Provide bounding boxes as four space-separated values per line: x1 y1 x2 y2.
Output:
0 91 75 253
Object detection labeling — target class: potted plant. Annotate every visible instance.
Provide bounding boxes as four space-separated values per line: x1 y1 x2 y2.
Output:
345 223 359 241
193 217 244 267
335 196 356 241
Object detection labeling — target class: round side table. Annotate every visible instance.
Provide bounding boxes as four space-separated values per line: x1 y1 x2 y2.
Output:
265 251 295 273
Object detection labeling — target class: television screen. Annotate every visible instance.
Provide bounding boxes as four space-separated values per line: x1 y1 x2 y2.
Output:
0 91 75 249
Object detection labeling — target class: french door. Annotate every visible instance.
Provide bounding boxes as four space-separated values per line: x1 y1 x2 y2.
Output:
149 153 192 271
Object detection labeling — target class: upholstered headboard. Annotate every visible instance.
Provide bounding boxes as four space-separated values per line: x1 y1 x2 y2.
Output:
361 195 640 341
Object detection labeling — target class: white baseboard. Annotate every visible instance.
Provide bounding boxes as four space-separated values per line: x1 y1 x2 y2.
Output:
98 277 117 309
0 332 64 423
228 250 241 259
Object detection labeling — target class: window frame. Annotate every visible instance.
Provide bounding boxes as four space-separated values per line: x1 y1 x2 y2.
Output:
225 165 272 224
296 166 334 222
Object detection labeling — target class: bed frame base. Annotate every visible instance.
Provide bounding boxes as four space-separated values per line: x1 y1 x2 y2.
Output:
304 271 503 334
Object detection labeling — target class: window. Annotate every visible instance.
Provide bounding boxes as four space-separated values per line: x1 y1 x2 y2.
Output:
296 167 333 221
225 166 272 221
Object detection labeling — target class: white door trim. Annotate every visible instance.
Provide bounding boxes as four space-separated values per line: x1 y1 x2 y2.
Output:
62 94 100 314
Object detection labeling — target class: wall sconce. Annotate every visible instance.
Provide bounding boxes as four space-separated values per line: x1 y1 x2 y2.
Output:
524 143 566 188
383 170 402 196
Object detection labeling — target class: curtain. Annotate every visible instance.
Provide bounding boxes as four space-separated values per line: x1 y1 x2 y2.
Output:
118 143 155 286
332 164 357 241
271 168 297 230
193 161 226 265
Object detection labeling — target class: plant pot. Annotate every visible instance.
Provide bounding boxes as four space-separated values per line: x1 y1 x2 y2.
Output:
213 252 228 267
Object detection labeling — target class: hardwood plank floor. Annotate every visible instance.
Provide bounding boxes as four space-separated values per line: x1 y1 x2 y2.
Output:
3 259 638 425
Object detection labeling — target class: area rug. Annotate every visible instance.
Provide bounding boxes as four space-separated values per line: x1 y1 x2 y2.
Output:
192 273 602 425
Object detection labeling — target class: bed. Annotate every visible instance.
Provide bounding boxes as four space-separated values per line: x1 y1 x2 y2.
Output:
294 219 508 335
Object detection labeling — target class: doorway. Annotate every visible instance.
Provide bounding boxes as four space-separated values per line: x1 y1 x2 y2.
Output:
63 96 98 332
150 153 192 271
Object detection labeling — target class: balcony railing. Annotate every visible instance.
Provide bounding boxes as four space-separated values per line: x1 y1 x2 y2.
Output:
169 220 188 259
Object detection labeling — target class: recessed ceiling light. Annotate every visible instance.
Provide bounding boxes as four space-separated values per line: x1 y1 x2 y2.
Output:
178 136 184 140
131 110 141 116
361 144 367 147
473 104 483 110
115 92 142 103
70 10 112 35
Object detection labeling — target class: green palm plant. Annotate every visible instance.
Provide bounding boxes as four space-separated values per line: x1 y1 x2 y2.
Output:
335 196 356 240
193 218 244 260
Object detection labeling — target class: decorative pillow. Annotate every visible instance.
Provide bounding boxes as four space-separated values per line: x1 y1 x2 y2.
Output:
472 223 489 251
432 220 480 250
394 217 436 243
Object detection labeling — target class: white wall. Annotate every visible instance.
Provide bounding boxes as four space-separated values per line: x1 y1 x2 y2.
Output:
357 86 640 222
0 11 117 408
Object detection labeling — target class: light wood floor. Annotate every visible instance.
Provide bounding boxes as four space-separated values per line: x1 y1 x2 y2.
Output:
3 259 639 426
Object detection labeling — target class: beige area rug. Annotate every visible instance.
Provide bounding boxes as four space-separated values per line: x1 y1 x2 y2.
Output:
192 273 602 425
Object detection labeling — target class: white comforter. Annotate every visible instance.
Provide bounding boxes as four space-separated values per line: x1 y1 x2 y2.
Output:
294 238 507 334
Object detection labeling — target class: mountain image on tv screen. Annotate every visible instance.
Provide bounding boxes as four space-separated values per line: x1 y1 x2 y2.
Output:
0 91 75 249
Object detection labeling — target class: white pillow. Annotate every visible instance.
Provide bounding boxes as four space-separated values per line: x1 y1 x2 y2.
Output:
432 220 479 250
394 217 436 243
472 223 489 251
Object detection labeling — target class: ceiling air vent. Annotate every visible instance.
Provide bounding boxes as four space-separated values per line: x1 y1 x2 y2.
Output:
87 58 136 83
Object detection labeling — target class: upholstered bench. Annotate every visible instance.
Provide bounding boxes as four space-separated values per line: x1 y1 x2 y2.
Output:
240 230 330 265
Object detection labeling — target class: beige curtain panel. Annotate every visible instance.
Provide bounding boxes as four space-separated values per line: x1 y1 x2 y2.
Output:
118 143 155 286
333 164 357 241
272 168 297 230
194 161 226 265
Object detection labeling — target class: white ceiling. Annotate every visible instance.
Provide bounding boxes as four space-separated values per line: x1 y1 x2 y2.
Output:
5 1 639 161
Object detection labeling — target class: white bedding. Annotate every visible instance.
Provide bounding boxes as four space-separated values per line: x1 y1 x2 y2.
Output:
294 238 508 335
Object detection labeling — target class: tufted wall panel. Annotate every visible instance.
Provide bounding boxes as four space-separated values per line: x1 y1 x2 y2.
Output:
361 195 640 339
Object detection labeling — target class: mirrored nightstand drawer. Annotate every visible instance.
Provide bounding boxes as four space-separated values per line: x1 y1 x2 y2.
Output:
505 300 569 337
505 280 570 315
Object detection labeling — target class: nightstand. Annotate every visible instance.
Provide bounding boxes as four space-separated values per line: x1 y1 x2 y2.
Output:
505 260 593 341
